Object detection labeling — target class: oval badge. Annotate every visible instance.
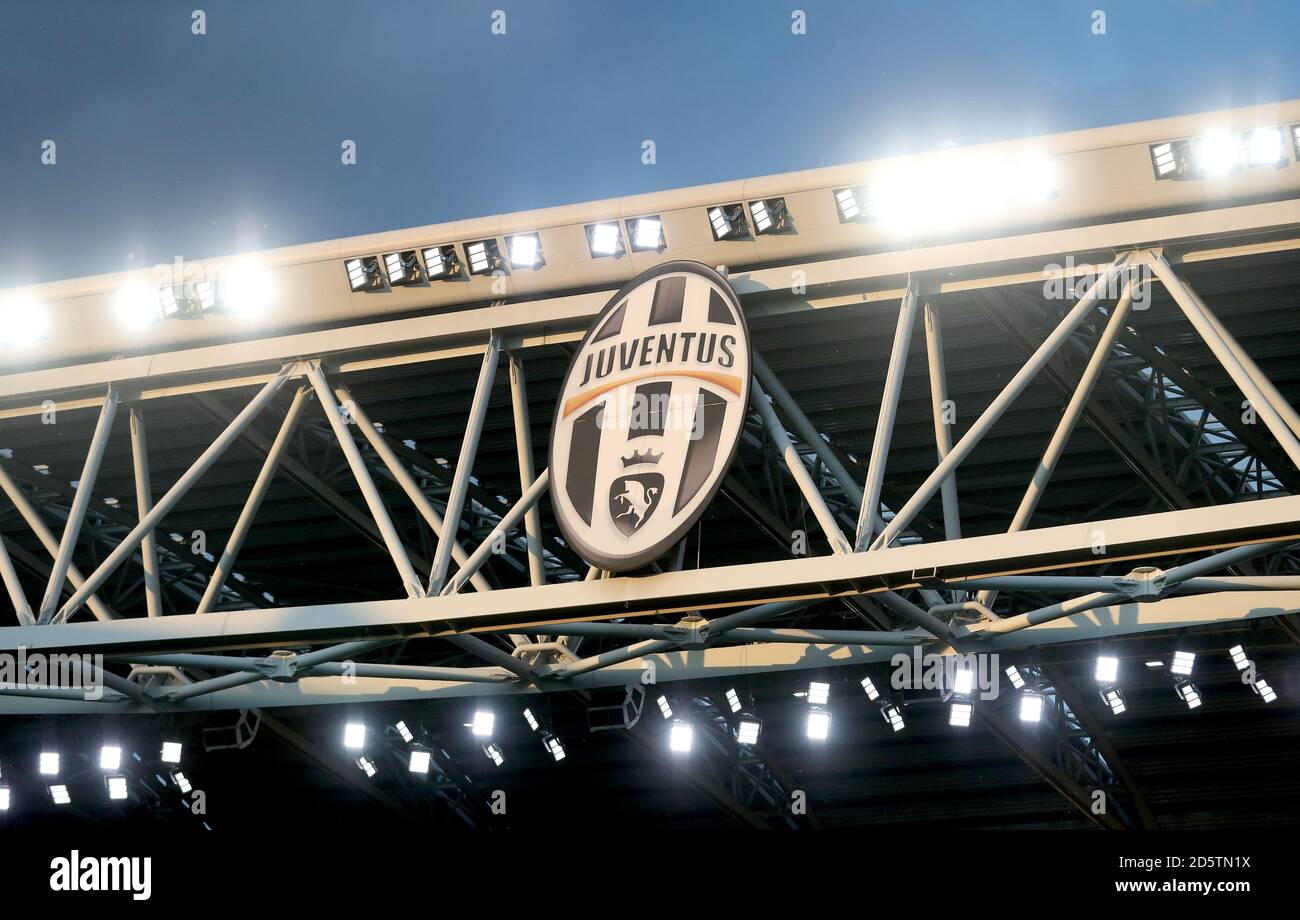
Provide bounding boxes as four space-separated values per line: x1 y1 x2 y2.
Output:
549 261 752 572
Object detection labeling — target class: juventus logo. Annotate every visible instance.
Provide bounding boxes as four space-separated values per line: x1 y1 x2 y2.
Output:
549 262 751 571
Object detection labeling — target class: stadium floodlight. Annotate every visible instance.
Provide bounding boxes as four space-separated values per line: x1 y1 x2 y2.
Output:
1228 645 1250 671
657 695 673 719
1247 126 1285 167
115 282 162 329
160 741 182 764
409 748 432 774
953 668 974 697
1145 660 1165 669
523 708 540 732
1171 650 1196 676
949 702 973 728
669 720 694 753
544 734 566 762
158 285 183 319
1005 665 1026 689
464 239 501 275
707 203 750 241
421 244 461 279
107 775 128 801
99 745 122 771
861 676 880 701
748 197 789 234
482 743 504 766
194 279 217 311
343 722 366 749
49 784 71 806
173 771 192 794
1095 656 1119 684
345 255 386 292
1195 131 1242 177
834 186 865 222
470 710 495 737
39 752 59 776
0 296 50 348
1149 139 1193 179
725 688 742 713
628 215 665 251
383 250 423 286
737 716 761 745
221 262 274 316
0 787 9 811
1101 687 1127 715
394 721 414 743
1252 679 1277 704
356 756 376 777
1293 124 1300 159
1019 694 1044 723
881 702 905 732
1176 680 1202 710
805 708 831 740
807 681 830 705
507 233 543 269
586 221 625 257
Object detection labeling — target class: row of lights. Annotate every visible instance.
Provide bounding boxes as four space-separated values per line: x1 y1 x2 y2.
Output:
1 739 187 813
1149 124 1300 180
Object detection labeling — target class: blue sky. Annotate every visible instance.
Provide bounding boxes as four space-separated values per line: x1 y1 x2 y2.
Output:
2 0 1298 285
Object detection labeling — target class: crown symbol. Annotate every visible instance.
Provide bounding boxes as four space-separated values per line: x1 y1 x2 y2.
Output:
621 448 663 468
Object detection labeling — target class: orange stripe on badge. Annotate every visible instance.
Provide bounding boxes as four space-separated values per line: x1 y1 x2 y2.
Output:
563 371 743 418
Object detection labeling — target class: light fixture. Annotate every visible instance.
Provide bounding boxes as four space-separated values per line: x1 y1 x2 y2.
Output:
471 710 495 737
1150 140 1193 179
834 186 865 222
867 153 1055 234
657 696 673 719
160 741 182 764
345 256 386 292
0 296 50 348
725 688 742 713
707 203 750 241
39 752 59 776
383 250 423 286
106 775 128 801
748 197 790 234
507 233 543 269
158 285 183 319
1019 694 1043 723
194 279 217 311
1252 679 1277 704
806 708 831 740
1095 656 1119 684
0 787 9 811
737 716 761 745
628 215 665 251
523 708 540 731
1293 124 1300 159
949 702 972 728
881 702 905 732
669 720 694 753
1176 680 1202 709
1195 132 1242 178
1228 645 1250 671
356 756 376 777
408 748 432 773
953 668 974 697
544 734 566 762
1005 665 1026 689
464 239 501 276
394 721 414 743
100 745 122 771
173 771 192 794
586 222 625 257
807 681 830 705
115 282 162 329
221 262 274 316
1145 660 1165 669
421 244 461 279
861 676 880 700
1101 687 1127 715
49 784 70 806
343 722 366 749
1247 126 1286 167
1171 650 1196 676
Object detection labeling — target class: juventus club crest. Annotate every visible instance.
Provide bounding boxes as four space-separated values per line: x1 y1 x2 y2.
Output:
549 261 752 571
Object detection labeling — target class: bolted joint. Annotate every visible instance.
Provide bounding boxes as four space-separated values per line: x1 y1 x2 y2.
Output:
1112 565 1167 600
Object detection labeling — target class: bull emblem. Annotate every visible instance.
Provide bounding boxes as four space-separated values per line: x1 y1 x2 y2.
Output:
609 473 664 537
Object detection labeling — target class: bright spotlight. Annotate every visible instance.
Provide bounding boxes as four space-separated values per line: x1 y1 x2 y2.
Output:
99 745 122 771
949 702 972 728
1246 126 1284 167
1019 694 1043 723
881 702 905 732
173 771 192 794
1196 132 1241 177
628 216 665 252
586 222 624 257
748 197 789 235
356 756 376 777
725 688 742 713
0 787 9 811
806 709 831 740
861 676 880 700
409 748 432 774
343 722 366 749
507 233 543 269
669 720 694 753
49 784 71 806
470 710 495 737
834 186 864 222
1228 645 1250 671
394 721 414 743
807 681 830 705
1176 680 1202 709
523 708 540 732
345 256 385 292
221 262 274 316
383 250 423 286
106 775 128 801
737 717 761 745
464 240 500 276
1150 140 1193 179
483 743 504 766
1005 665 1026 689
707 203 749 241
421 244 461 279
953 668 974 697
115 282 162 329
39 752 59 776
1101 687 1127 715
1095 656 1119 684
1171 650 1196 676
657 696 673 719
1253 679 1277 704
0 296 50 348
544 734 566 762
160 741 182 764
